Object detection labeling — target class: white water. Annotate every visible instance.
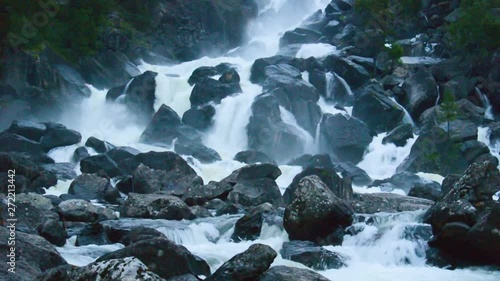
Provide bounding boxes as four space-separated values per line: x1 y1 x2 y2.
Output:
44 0 500 280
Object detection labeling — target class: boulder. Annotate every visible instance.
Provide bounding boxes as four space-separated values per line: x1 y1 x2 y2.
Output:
0 132 44 154
74 223 111 246
352 86 405 133
250 56 305 84
80 154 121 178
352 193 434 214
288 154 334 170
40 123 82 151
222 163 282 184
72 147 90 163
264 64 302 80
58 199 117 223
334 162 373 187
259 266 330 281
228 178 283 207
139 104 182 146
119 226 168 246
382 124 414 147
182 105 216 130
231 203 279 242
7 120 46 142
408 183 443 201
370 172 432 194
219 68 241 84
465 204 500 265
280 240 346 270
284 176 353 242
460 140 490 163
319 113 374 163
309 70 352 105
85 136 115 153
234 150 276 165
68 173 120 203
400 68 438 119
190 206 213 218
121 151 199 178
167 274 199 281
280 27 322 47
322 55 370 89
121 193 195 220
6 193 58 233
205 244 277 281
188 66 219 86
37 219 67 247
174 142 221 164
441 174 461 195
40 163 77 180
96 238 211 279
105 146 140 163
183 181 233 206
0 227 67 281
190 77 242 107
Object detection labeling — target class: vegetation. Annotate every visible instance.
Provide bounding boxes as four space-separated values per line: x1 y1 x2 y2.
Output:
438 90 459 139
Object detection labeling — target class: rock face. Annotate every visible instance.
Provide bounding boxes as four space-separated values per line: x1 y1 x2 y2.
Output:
205 244 277 281
259 266 330 281
424 161 500 266
284 176 353 242
400 68 438 120
352 86 405 133
280 240 346 270
96 238 211 279
352 193 434 214
0 227 67 281
319 113 374 163
121 193 195 220
231 203 279 242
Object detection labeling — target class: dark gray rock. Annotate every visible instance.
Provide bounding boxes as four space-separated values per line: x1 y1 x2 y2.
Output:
7 120 46 142
85 136 115 153
40 163 77 180
259 266 330 281
0 132 44 154
174 142 221 164
228 178 283 207
72 147 90 163
334 162 373 187
408 183 443 201
322 55 370 88
234 150 276 165
139 104 182 146
280 27 322 47
68 174 120 203
58 199 117 223
382 124 414 147
280 240 346 270
75 223 111 246
40 124 82 151
190 77 242 107
250 56 305 84
121 193 195 220
352 193 434 214
231 203 279 242
37 219 67 247
183 181 233 206
182 105 216 130
287 154 334 170
400 68 438 119
106 146 140 163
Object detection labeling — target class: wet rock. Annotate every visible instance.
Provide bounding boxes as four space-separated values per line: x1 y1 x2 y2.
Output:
205 244 277 281
280 27 322 47
80 154 121 178
40 123 82 151
40 163 77 180
382 124 414 147
219 68 241 84
280 240 346 270
232 203 279 242
188 66 219 86
85 136 115 153
223 163 282 184
190 206 213 218
408 183 443 201
352 85 405 133
105 146 140 163
8 193 59 233
0 132 44 154
250 55 305 84
227 178 283 207
121 193 195 220
259 265 330 281
37 219 67 247
466 204 500 265
264 64 302 80
75 223 111 246
190 77 242 107
334 162 373 187
441 174 461 195
119 226 168 246
58 199 117 223
174 142 221 164
72 147 90 163
96 238 211 279
400 68 438 119
234 150 276 165
182 105 216 130
284 176 353 242
215 203 240 216
166 274 199 281
322 55 370 88
183 181 233 206
309 70 352 105
288 154 334 170
319 113 373 163
0 227 67 281
460 140 490 163
352 193 434 214
7 120 46 142
139 104 182 146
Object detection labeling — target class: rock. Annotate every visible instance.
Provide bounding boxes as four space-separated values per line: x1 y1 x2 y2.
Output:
205 244 277 281
400 68 438 119
288 154 334 170
0 227 67 281
284 176 353 242
183 181 233 206
264 64 302 80
85 136 115 153
280 240 346 270
182 105 216 130
40 163 77 180
58 199 117 223
190 77 242 107
0 132 44 154
370 172 431 194
174 142 221 164
319 113 374 163
227 178 283 207
7 193 58 233
68 173 120 203
219 68 241 84
232 203 279 242
139 104 182 146
284 168 353 204
334 162 373 187
121 193 195 220
106 71 158 123
466 204 500 265
246 93 304 162
7 120 46 142
222 163 282 184
72 222 110 246
322 55 370 88
96 238 211 279
280 27 322 47
105 146 140 163
352 86 405 133
441 174 461 195
442 75 474 100
215 203 240 216
40 124 82 151
382 124 414 147
250 55 305 84
166 274 199 281
121 151 199 179
408 183 443 201
119 226 167 246
259 266 330 281
37 219 67 247
80 154 121 178
190 206 213 218
352 193 435 214
460 140 490 163
234 150 276 165
309 70 352 105
188 66 219 86
72 147 90 163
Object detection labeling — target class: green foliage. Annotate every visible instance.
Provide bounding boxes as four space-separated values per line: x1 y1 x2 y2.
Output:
438 90 459 125
448 0 500 57
354 0 421 31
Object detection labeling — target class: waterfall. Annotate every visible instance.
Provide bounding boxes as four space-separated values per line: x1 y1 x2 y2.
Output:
390 97 415 127
476 87 494 120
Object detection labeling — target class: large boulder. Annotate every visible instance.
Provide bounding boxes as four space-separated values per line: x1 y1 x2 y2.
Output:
58 199 117 223
80 154 121 178
352 86 405 133
85 136 115 153
227 178 283 207
174 142 221 164
259 266 330 281
7 120 47 142
280 240 346 270
105 146 140 163
382 124 414 147
222 163 282 184
68 173 120 203
40 123 82 151
37 219 67 247
309 70 352 105
205 244 277 281
40 163 77 180
6 193 59 233
322 55 370 89
352 193 434 214
96 238 211 279
288 154 334 170
408 183 443 202
106 71 158 123
138 104 182 146
319 113 374 163
190 77 242 107
182 181 233 206
400 68 438 120
231 203 280 242
280 27 322 47
234 150 276 165
0 227 67 281
0 132 44 154
250 56 305 84
284 176 353 242
121 193 195 220
182 105 216 130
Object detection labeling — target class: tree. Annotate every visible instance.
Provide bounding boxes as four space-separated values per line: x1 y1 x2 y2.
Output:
438 90 459 139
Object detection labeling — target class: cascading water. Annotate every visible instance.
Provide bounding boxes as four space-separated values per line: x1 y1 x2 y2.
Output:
46 0 500 280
